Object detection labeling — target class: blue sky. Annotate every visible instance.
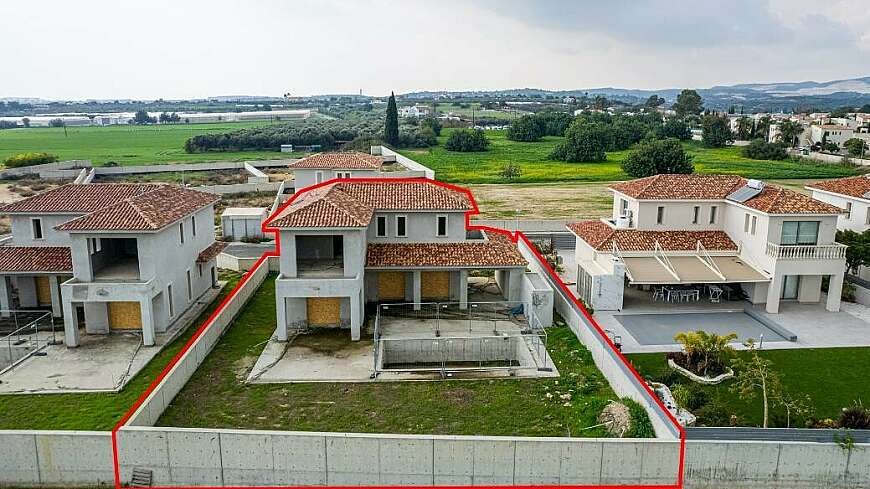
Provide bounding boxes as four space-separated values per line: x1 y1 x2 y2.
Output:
1 0 868 99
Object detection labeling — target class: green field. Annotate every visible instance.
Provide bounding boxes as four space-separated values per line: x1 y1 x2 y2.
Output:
627 348 870 428
434 102 526 120
158 278 651 437
0 272 242 431
399 129 859 184
0 122 295 166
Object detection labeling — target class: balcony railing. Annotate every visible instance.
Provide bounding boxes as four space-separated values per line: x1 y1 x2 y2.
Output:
765 242 847 260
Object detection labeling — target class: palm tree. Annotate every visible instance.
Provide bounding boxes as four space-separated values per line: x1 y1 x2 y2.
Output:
777 120 804 148
674 330 738 376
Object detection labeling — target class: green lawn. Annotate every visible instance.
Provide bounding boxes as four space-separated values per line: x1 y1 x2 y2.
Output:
434 102 525 120
158 277 651 437
627 348 870 428
399 130 858 184
0 272 242 430
0 122 297 166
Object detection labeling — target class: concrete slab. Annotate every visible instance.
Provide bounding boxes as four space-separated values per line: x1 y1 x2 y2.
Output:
0 283 223 393
614 311 787 346
595 295 870 354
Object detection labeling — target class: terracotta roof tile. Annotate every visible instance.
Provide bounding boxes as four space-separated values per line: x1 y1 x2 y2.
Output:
197 241 229 263
267 181 472 229
566 220 737 252
742 185 843 215
609 174 842 215
366 231 526 268
0 183 163 214
56 185 219 232
0 246 72 273
288 151 383 170
807 176 870 200
609 174 745 200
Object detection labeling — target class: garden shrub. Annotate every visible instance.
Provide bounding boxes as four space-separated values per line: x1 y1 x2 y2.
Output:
742 139 788 160
621 138 694 177
839 402 870 429
444 128 489 152
670 330 737 377
3 152 59 168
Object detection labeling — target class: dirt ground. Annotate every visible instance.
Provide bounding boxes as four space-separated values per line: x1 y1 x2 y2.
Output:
468 182 614 219
467 179 821 220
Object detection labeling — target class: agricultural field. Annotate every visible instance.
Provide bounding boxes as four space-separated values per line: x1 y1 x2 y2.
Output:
158 277 652 437
627 348 870 428
400 129 859 185
0 121 299 166
433 102 527 120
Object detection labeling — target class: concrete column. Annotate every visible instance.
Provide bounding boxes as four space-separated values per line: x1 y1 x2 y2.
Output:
350 291 362 341
18 276 37 308
412 270 422 311
279 233 297 278
62 300 79 347
140 298 155 347
766 273 783 314
459 270 469 309
507 269 523 302
0 276 12 317
84 302 109 334
826 273 844 312
48 276 62 317
276 295 288 341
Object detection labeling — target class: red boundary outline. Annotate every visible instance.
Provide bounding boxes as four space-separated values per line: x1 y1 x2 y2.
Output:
110 177 686 489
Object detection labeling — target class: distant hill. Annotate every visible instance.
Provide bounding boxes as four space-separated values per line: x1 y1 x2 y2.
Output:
403 77 870 112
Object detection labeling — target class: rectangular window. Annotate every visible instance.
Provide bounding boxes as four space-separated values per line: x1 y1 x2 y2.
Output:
866 210 870 226
620 199 628 215
436 215 448 237
692 206 700 224
395 215 407 237
709 206 718 224
846 202 852 220
31 218 43 240
781 221 819 245
192 215 197 236
376 216 387 237
179 222 185 244
744 213 750 232
781 275 801 300
167 284 174 317
335 171 351 179
186 269 192 300
198 263 203 277
315 171 324 184
751 215 757 235
656 206 665 225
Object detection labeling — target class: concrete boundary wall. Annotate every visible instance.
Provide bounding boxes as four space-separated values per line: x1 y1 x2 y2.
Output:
194 182 283 195
684 440 870 488
376 146 436 179
116 426 679 487
0 159 92 179
0 430 114 486
516 237 680 440
474 219 573 233
126 256 275 427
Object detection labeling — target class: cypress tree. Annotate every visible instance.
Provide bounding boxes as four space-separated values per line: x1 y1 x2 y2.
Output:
384 92 399 146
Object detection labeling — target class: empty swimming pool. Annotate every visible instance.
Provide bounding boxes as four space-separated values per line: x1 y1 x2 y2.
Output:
614 310 789 346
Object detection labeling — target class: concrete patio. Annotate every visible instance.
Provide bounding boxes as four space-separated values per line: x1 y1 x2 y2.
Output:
0 282 224 393
594 290 870 354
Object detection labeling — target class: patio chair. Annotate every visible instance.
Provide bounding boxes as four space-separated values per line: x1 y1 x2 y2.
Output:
709 287 722 303
652 287 665 302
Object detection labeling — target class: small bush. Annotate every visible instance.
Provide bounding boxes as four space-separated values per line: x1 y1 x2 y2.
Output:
444 128 489 152
839 402 870 429
499 162 522 180
3 152 60 168
621 398 655 438
742 139 788 160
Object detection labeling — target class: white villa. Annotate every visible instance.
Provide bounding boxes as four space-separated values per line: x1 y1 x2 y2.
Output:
567 174 847 314
0 183 225 348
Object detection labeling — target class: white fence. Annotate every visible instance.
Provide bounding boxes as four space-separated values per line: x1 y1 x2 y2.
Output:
516 234 681 440
126 255 276 427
